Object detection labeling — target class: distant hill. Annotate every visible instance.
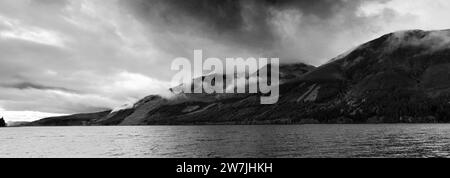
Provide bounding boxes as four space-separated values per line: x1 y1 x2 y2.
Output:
28 29 450 126
6 121 30 127
25 111 111 126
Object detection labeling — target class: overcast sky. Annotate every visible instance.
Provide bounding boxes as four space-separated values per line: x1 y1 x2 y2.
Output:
1 0 450 121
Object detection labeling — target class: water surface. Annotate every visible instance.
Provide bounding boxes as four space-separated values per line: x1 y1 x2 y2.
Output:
1 124 450 158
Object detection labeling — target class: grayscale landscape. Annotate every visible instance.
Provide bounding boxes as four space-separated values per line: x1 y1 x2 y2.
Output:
2 0 450 158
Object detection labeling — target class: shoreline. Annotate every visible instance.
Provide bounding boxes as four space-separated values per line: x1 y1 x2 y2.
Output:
7 122 450 128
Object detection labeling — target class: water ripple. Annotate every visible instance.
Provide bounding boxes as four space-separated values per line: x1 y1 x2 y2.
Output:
2 124 450 158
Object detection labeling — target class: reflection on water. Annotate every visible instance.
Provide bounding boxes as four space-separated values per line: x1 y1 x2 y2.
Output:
1 124 450 158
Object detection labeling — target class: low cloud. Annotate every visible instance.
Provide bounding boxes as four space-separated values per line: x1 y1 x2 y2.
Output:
0 82 77 93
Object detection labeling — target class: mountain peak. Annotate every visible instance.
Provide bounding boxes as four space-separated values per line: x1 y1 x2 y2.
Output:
327 29 450 67
386 29 450 51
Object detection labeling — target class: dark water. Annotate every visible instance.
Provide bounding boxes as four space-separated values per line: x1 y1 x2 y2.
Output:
1 124 450 158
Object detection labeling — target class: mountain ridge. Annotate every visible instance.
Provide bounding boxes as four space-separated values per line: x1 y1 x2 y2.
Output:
25 29 450 126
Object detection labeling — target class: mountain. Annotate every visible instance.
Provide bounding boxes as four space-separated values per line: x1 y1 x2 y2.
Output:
291 29 450 123
25 111 111 126
6 121 30 127
28 29 450 126
28 63 316 126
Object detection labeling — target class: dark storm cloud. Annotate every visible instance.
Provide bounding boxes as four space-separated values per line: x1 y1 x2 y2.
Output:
120 0 389 64
126 0 362 32
0 82 77 93
121 0 271 49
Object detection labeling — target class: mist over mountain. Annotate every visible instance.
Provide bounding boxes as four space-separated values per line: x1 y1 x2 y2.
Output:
23 29 450 126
